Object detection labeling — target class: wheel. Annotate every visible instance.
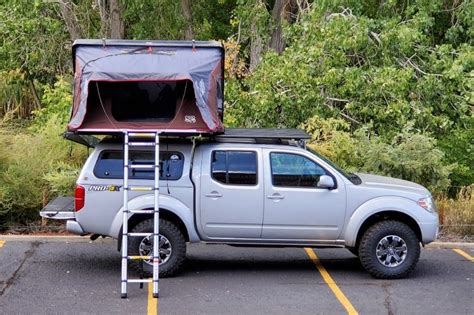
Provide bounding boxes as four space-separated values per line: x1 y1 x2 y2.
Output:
128 219 186 278
359 220 420 279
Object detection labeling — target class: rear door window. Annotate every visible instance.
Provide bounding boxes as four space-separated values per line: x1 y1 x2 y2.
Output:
211 151 257 185
94 150 184 180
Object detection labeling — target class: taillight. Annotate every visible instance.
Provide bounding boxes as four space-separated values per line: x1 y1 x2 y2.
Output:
74 185 85 211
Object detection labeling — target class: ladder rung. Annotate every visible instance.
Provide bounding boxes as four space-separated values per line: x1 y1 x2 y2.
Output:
128 164 155 169
127 186 156 191
127 142 155 147
128 255 153 260
127 279 153 283
128 132 157 138
128 232 153 237
129 210 155 214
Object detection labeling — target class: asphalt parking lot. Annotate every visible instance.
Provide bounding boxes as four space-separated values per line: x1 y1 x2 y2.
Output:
0 237 472 315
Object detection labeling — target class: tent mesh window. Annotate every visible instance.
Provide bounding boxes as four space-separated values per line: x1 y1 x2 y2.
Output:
88 80 195 122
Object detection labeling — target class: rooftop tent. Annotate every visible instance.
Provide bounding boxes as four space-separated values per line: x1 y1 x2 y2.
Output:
68 39 225 134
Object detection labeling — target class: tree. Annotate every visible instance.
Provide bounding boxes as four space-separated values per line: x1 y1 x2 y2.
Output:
181 0 194 39
96 0 124 39
235 0 307 70
109 0 124 39
58 0 83 40
269 0 308 53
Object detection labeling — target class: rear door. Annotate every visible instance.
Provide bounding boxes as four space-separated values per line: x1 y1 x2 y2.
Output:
199 147 263 238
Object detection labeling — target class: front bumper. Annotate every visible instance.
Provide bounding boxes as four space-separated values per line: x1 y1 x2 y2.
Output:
419 214 439 244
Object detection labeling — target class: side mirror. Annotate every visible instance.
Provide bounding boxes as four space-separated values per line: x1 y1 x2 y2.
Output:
317 175 335 189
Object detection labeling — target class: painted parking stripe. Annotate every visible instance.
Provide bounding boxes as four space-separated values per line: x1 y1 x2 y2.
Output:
453 249 474 262
147 282 158 314
305 248 358 315
0 240 5 248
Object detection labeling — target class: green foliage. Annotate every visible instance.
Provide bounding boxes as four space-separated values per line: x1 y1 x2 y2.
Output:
438 122 474 189
123 0 235 40
32 77 72 129
0 70 38 119
43 162 80 197
0 115 86 226
303 117 453 193
0 75 85 227
226 1 473 189
0 0 70 80
355 129 453 193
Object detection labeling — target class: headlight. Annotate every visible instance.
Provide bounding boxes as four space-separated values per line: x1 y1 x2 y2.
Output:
417 197 435 213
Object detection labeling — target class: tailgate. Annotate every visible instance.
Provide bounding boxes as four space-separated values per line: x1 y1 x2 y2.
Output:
40 197 75 220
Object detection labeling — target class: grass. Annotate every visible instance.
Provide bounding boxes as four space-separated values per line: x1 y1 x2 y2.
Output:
436 185 474 239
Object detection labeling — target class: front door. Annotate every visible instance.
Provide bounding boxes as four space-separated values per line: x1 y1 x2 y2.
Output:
262 149 346 240
200 148 263 238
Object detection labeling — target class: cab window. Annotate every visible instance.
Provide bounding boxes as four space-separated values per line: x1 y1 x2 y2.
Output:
270 152 326 187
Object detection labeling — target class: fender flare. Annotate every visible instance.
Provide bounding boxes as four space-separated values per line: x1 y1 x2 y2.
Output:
109 194 200 241
343 196 423 247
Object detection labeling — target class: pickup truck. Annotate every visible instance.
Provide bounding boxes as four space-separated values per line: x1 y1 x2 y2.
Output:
41 129 439 279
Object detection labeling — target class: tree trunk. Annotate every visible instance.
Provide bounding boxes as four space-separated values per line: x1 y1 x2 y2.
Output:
58 0 83 40
269 0 286 53
181 0 194 40
97 0 109 37
249 20 264 71
28 78 42 110
109 0 124 39
269 0 300 53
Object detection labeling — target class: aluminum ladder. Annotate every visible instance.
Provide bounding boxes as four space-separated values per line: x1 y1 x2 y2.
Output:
121 131 160 299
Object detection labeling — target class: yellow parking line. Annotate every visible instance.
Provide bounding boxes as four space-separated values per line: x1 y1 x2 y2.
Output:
453 249 474 262
0 240 5 248
305 248 358 315
147 282 158 314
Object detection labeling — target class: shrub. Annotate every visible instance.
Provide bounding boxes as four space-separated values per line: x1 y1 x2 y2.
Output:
0 77 85 228
437 186 474 237
303 117 453 193
43 161 80 197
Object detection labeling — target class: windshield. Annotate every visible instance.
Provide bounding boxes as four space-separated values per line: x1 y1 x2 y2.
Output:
306 147 361 185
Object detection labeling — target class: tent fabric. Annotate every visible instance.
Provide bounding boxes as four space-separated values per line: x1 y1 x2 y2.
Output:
68 39 224 134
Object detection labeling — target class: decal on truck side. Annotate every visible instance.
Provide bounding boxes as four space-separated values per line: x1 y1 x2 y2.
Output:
88 185 122 192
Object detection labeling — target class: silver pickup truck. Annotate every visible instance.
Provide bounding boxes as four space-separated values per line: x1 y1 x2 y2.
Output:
41 130 438 279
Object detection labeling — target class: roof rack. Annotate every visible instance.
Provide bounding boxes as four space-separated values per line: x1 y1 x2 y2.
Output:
64 128 310 147
214 128 309 140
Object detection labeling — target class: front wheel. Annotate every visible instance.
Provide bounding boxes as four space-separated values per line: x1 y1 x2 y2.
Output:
128 219 186 278
359 220 420 279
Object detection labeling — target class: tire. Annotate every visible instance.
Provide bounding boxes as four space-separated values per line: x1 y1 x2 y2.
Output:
359 220 420 279
128 219 186 278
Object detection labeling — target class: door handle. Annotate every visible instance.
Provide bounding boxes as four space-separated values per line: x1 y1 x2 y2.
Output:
267 194 284 200
205 191 223 198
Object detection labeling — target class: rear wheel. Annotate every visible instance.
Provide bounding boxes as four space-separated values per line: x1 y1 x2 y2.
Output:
128 219 186 278
359 220 420 279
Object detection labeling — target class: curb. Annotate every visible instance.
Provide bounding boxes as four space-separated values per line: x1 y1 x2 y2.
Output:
0 235 113 243
425 241 474 249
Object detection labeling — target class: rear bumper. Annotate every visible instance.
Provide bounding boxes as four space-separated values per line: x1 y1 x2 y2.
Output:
66 220 86 235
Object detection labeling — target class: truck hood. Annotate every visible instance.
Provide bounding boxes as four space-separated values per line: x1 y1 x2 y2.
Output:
356 173 430 198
